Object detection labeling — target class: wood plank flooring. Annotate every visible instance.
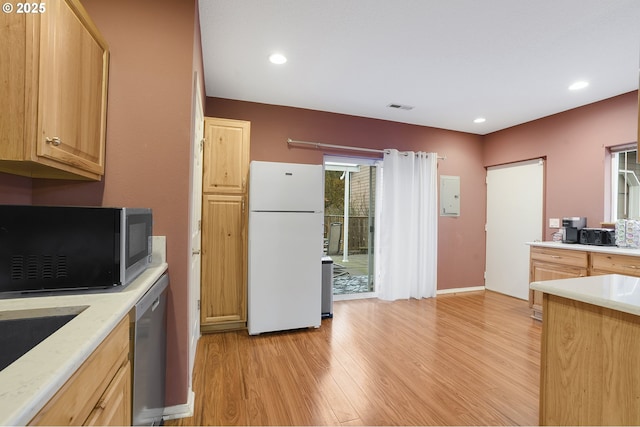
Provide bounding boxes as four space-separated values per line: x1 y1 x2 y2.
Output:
167 291 541 426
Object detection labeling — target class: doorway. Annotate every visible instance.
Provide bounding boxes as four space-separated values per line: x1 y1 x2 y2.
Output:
188 74 203 397
485 158 544 300
324 156 378 299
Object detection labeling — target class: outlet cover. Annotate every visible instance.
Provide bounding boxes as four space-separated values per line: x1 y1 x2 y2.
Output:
549 218 560 228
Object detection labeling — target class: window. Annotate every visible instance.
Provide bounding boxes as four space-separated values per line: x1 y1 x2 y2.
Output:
611 146 640 220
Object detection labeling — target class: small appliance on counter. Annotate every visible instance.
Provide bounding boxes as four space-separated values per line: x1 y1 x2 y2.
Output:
0 205 153 295
616 219 640 248
579 228 616 246
562 217 586 244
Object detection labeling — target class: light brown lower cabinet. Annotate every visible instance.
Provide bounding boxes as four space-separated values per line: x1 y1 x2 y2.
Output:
29 316 131 426
529 246 588 320
530 246 640 320
540 293 640 425
590 252 640 277
84 361 131 426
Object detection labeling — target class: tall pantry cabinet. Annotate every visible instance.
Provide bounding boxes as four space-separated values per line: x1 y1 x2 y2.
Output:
200 118 250 332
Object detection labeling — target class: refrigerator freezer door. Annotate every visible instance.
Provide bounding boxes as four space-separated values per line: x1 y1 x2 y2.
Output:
248 211 323 335
250 161 323 212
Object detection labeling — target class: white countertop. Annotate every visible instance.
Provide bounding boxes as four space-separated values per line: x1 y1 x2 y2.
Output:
530 274 640 317
0 236 168 426
527 240 640 256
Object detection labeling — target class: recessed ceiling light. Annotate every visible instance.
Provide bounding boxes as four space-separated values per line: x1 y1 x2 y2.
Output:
569 81 589 91
269 53 287 64
474 117 486 124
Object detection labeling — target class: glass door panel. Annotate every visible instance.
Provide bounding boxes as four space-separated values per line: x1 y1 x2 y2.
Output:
324 157 377 298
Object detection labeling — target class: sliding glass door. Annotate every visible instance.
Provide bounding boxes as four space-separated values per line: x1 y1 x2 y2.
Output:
324 156 377 298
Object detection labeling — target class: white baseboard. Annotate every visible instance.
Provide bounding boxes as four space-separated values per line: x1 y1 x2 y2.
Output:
437 285 485 295
333 291 377 301
332 286 485 300
163 389 195 421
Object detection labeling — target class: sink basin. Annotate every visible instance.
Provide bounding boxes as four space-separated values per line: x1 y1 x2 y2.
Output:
0 306 87 371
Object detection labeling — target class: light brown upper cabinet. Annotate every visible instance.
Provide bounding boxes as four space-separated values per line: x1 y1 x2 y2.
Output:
203 118 250 194
0 0 109 180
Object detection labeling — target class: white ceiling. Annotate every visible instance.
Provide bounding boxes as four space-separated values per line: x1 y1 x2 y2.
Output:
198 0 640 135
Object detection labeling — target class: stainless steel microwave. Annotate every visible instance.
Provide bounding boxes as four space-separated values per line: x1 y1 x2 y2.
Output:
0 205 153 294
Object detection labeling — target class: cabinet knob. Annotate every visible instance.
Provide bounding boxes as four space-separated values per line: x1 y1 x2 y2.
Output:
45 136 62 146
97 399 106 410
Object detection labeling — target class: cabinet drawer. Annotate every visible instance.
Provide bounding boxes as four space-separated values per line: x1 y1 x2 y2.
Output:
591 253 640 277
530 247 588 268
84 361 131 426
29 317 130 425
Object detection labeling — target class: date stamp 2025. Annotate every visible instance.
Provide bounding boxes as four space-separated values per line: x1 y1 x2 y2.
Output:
3 2 46 14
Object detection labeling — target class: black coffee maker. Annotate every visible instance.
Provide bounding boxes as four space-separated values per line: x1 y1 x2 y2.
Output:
562 217 587 243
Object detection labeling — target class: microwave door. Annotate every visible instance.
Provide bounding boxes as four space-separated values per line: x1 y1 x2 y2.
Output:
122 208 153 286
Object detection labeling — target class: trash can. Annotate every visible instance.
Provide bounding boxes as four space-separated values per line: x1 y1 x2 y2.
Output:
321 256 334 318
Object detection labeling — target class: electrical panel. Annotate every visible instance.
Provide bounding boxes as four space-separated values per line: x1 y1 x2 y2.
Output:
440 175 460 216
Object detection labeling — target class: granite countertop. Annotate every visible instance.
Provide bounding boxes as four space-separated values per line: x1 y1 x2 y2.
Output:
526 241 640 256
0 237 169 426
530 274 640 317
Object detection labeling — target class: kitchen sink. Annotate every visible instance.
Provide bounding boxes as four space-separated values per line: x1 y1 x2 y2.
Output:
0 306 87 371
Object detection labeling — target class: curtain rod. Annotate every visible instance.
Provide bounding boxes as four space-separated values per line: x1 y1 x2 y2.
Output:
287 138 446 160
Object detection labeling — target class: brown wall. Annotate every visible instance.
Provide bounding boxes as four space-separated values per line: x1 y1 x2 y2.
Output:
0 0 201 407
206 98 488 290
0 173 32 204
484 91 638 240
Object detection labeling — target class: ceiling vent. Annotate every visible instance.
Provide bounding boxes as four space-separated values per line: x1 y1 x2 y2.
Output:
387 103 414 111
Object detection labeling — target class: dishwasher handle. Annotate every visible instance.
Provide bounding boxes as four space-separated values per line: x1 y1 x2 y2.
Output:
134 273 169 321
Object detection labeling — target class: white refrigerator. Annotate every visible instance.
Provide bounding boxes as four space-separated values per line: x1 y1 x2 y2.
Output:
248 161 324 335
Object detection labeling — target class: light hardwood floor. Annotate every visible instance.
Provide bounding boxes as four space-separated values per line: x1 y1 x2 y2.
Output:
168 291 541 426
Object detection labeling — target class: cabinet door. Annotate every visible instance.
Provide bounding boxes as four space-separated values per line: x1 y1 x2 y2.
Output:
29 317 129 426
203 118 250 194
201 194 247 331
84 362 131 426
37 0 109 177
529 260 587 320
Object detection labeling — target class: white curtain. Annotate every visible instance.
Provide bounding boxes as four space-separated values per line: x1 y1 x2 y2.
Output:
375 149 438 301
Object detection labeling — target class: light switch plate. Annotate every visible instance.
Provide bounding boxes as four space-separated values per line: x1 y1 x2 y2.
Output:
549 218 560 228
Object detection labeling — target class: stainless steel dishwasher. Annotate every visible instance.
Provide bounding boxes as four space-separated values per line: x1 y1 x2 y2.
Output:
132 273 169 426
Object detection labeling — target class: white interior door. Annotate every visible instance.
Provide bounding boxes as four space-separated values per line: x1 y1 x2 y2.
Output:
188 75 204 390
485 159 544 300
